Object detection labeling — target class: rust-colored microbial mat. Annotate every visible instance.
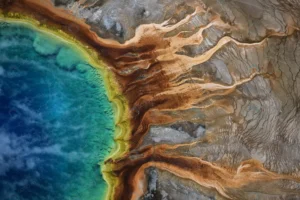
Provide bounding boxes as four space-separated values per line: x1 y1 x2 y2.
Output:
2 0 300 200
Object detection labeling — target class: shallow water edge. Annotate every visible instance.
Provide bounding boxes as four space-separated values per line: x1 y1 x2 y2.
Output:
0 11 131 200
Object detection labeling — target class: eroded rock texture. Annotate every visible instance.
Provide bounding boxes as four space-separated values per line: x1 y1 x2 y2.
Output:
4 0 300 199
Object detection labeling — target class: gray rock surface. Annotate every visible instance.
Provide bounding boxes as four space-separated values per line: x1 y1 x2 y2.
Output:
48 0 300 199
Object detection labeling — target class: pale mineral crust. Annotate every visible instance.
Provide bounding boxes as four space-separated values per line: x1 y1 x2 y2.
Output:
3 0 300 199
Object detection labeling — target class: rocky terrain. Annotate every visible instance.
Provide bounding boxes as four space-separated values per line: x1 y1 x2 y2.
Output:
3 0 300 199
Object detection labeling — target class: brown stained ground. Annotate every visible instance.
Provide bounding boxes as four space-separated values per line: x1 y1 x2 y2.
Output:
3 0 300 199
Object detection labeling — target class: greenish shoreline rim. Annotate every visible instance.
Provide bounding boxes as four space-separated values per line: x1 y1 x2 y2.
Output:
0 11 131 200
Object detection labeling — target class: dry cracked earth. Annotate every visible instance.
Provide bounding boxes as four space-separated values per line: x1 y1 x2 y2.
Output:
4 0 300 199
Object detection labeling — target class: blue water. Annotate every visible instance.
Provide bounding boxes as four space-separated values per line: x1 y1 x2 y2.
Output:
0 23 115 200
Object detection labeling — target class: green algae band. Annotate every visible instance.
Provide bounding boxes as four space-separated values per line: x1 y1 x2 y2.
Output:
0 22 115 200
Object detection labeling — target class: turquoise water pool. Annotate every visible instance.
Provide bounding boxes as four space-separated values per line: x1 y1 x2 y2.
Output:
0 22 115 200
